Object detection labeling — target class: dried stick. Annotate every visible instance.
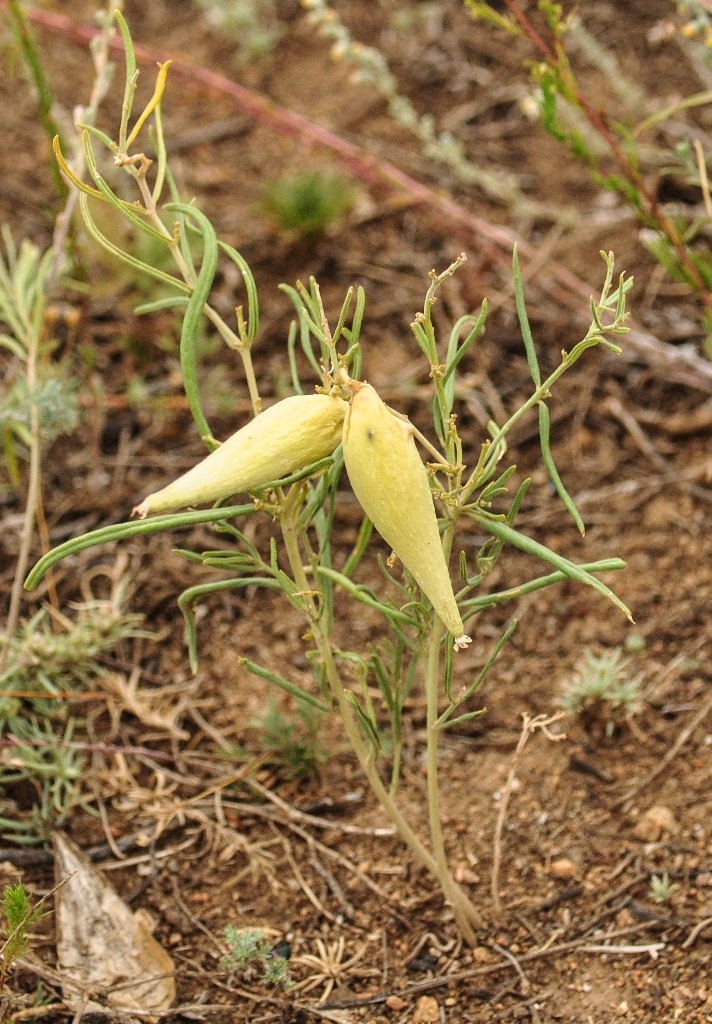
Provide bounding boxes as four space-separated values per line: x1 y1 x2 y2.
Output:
491 713 566 919
682 916 712 949
616 687 712 807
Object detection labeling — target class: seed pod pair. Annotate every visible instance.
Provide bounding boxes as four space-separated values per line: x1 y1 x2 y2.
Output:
134 393 346 518
342 382 470 650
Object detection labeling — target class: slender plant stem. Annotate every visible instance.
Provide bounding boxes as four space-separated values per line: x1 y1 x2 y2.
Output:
424 613 480 940
48 0 120 290
240 347 261 416
424 527 483 936
3 304 43 666
33 484 59 614
280 497 481 942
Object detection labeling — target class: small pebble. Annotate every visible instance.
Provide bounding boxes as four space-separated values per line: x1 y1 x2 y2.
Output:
412 995 440 1023
632 805 678 842
550 857 578 879
385 995 407 1012
472 945 496 963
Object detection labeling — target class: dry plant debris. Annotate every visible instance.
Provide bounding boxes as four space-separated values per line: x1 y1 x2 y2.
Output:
53 832 175 1016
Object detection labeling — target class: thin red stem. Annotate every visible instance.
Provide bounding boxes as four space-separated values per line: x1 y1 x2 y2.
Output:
7 3 712 392
500 0 712 308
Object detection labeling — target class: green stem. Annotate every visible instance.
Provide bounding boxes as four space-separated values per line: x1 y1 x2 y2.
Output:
240 346 262 416
8 0 67 200
389 735 402 799
2 290 44 666
424 527 483 938
134 175 261 418
280 500 481 943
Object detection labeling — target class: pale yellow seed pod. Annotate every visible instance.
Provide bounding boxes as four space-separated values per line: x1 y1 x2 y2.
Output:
342 382 471 650
134 393 347 518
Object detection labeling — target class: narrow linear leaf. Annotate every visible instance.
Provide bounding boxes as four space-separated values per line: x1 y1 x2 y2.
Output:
79 194 189 294
218 241 259 341
134 296 190 315
80 122 119 154
238 659 330 712
24 504 255 591
442 302 487 389
165 202 219 446
316 567 419 626
53 136 103 201
475 514 633 621
438 708 487 730
286 320 307 396
331 285 353 346
459 558 626 611
513 247 541 387
538 401 585 535
178 577 281 673
341 517 374 579
114 10 137 150
280 284 322 378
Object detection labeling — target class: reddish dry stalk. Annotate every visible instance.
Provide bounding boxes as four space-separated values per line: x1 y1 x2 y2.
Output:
7 3 712 392
10 2 587 302
500 0 712 309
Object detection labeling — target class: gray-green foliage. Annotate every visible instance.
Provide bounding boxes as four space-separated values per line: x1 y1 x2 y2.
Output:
2 375 78 448
560 647 642 735
650 871 677 903
1 602 147 719
0 601 148 837
0 228 79 487
220 926 290 987
193 0 282 60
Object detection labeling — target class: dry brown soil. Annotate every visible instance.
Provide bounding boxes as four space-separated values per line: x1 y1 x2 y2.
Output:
1 1 711 1022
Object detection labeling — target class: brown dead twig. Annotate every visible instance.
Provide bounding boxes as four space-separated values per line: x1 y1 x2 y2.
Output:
682 916 712 949
10 2 712 394
615 685 712 808
319 921 668 1010
491 713 566 919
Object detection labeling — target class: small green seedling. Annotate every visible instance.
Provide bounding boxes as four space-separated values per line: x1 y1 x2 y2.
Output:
252 698 326 781
1 882 47 989
262 170 355 236
220 926 290 987
650 871 677 904
560 648 641 736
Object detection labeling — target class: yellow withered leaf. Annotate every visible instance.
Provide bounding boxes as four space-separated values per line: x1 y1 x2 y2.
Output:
134 393 346 517
342 382 470 649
